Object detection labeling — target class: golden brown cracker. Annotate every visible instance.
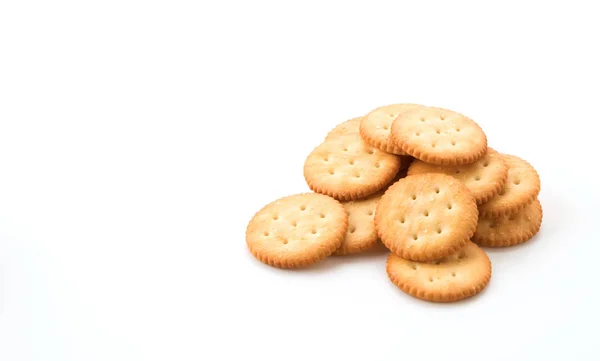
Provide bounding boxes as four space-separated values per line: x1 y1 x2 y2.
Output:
304 133 402 201
246 193 348 268
478 154 540 218
386 241 492 302
474 198 542 247
391 106 487 165
375 173 478 261
360 104 425 154
335 192 382 255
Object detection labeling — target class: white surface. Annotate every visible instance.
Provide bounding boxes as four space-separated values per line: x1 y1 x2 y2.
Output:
0 1 599 360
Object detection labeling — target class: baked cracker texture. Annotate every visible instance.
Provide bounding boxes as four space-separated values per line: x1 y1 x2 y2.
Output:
246 193 348 268
391 106 487 165
375 173 478 261
408 147 508 204
335 191 382 255
360 104 425 154
478 154 540 218
386 241 492 302
474 198 543 247
304 133 402 201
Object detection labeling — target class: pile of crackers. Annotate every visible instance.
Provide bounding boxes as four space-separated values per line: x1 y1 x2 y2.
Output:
246 104 542 302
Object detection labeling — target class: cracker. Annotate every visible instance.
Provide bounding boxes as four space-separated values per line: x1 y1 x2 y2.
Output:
386 241 492 302
360 104 424 154
390 106 487 165
474 198 542 247
478 154 540 218
335 192 382 255
375 173 478 261
246 193 348 268
407 147 508 204
325 117 362 141
304 133 402 201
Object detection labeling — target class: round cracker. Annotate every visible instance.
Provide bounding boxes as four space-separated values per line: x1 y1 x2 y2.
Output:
474 198 542 247
407 148 508 204
375 173 478 261
246 193 348 268
386 241 492 302
390 106 487 165
360 104 425 154
478 154 540 218
335 192 382 255
304 133 402 201
325 117 362 141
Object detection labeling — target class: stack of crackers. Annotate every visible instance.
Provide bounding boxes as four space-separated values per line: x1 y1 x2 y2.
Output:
246 104 542 303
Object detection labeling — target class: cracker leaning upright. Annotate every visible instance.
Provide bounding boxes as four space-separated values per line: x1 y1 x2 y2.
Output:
391 107 487 165
478 154 540 218
246 193 348 268
386 241 492 302
304 133 402 201
360 103 425 154
375 173 478 261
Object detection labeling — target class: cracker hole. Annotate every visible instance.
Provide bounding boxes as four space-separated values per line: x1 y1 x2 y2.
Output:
412 234 418 240
300 205 306 211
452 272 456 277
455 169 460 174
416 132 421 136
319 213 326 218
383 125 389 130
400 217 406 224
343 147 348 152
348 159 355 165
488 222 496 229
420 117 425 122
514 179 521 185
411 195 417 200
447 204 453 210
431 143 436 148
411 264 417 270
440 115 445 120
436 129 441 134
368 149 375 155
264 231 270 236
367 210 374 216
456 128 461 132
451 141 456 146
311 228 317 235
354 174 361 178
389 113 395 118
349 227 356 234
435 187 440 194
329 169 335 175
499 189 506 196
424 211 429 217
483 161 489 167
433 260 441 265
437 227 442 234
282 239 288 245
323 157 329 162
273 214 279 220
291 220 297 227
375 162 381 168
429 277 434 282
475 175 481 181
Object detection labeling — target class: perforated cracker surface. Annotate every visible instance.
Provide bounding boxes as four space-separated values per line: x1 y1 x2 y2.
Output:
360 104 424 154
391 107 487 165
375 173 478 261
246 193 348 268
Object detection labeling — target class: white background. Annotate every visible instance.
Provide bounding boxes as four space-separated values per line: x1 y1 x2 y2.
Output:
1 1 599 360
